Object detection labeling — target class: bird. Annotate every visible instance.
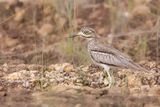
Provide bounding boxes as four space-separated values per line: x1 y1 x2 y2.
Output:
70 27 148 87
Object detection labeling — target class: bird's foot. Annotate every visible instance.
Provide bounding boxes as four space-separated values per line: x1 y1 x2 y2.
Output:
103 77 114 88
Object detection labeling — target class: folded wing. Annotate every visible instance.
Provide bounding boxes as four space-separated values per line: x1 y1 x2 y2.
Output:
90 41 148 71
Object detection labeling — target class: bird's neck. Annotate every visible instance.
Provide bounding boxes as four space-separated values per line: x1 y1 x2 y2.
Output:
87 37 97 48
86 37 98 42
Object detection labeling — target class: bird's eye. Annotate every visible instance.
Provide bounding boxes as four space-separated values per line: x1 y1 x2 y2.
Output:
83 30 92 35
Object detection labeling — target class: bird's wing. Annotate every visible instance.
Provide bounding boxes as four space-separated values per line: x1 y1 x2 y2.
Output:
90 41 147 71
91 41 132 61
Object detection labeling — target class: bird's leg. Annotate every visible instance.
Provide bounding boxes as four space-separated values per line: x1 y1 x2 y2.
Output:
106 69 112 88
110 69 115 86
102 65 113 87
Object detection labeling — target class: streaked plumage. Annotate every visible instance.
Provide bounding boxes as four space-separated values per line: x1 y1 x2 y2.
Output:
87 39 147 71
71 27 148 87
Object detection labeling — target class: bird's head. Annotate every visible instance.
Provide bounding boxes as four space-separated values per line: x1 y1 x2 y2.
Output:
71 27 97 40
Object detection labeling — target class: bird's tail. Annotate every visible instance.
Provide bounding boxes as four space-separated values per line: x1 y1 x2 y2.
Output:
127 61 149 72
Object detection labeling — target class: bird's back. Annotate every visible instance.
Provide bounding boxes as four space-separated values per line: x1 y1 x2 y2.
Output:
87 39 148 72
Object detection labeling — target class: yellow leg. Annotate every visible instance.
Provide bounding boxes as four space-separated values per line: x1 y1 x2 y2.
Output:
101 64 115 88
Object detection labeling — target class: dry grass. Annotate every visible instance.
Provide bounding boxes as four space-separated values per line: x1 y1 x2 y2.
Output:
0 0 159 66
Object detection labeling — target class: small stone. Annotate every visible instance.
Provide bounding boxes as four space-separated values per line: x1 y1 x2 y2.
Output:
14 8 25 22
75 104 81 107
38 23 54 36
57 78 64 83
91 82 99 88
22 81 30 88
63 64 74 72
2 63 8 72
28 64 42 71
16 64 26 70
42 83 48 88
127 74 141 88
48 64 56 71
53 64 62 72
141 85 150 92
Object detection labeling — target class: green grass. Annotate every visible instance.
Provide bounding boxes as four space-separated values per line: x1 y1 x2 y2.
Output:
136 35 148 61
49 0 90 65
57 39 90 66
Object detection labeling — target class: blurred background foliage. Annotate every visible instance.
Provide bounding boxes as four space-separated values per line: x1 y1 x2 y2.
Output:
0 0 159 66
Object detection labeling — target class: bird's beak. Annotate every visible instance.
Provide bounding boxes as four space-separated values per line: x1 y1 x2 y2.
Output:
69 32 83 38
69 33 79 38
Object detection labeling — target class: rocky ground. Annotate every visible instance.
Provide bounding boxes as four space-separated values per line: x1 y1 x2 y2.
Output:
0 0 160 107
0 62 160 107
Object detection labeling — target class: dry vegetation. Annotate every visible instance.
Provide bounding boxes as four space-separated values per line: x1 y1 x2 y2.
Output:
0 0 160 107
